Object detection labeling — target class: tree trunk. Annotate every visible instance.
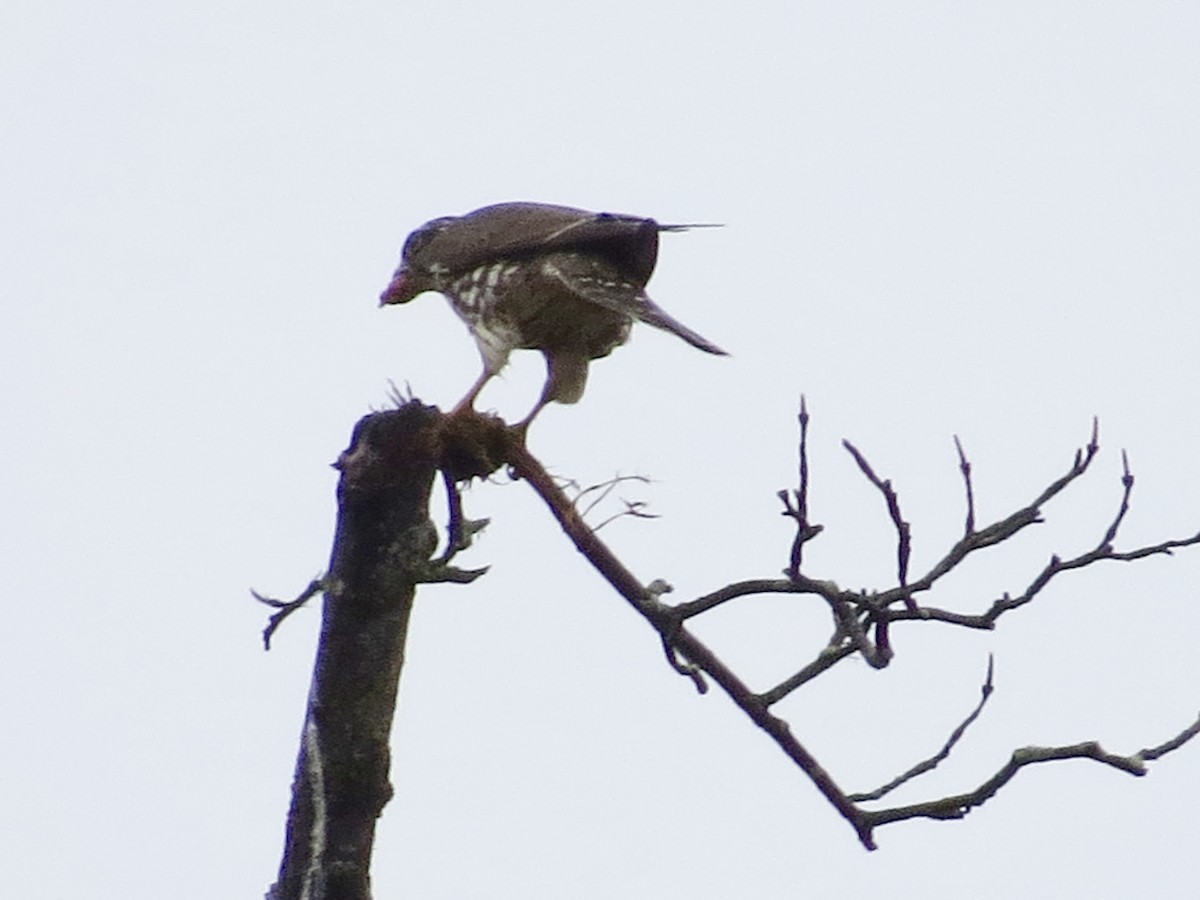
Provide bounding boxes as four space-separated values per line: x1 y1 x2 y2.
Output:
269 402 442 900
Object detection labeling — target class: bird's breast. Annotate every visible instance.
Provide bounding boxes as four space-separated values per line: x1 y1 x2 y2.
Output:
443 258 631 361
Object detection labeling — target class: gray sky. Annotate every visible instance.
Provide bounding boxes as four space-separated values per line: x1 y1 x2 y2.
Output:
4 2 1199 897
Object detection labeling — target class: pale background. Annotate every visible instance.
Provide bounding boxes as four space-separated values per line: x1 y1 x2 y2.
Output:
3 2 1198 897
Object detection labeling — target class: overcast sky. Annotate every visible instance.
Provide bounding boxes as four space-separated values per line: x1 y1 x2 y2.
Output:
4 2 1199 897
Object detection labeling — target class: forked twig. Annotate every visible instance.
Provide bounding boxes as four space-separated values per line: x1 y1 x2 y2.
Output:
562 474 660 531
255 577 324 650
780 396 823 578
504 437 876 849
861 713 1200 830
515 409 1200 847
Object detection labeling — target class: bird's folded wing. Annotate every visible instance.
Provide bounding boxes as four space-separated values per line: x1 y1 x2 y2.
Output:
540 256 727 356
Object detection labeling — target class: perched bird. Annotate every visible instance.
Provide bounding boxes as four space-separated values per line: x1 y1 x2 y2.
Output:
381 202 726 429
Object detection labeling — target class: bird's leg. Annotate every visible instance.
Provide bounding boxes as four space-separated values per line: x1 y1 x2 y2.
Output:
508 379 555 440
508 397 548 442
449 370 493 415
508 350 585 439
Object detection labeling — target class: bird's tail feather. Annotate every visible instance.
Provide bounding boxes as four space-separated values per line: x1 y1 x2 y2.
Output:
657 223 723 233
637 303 728 355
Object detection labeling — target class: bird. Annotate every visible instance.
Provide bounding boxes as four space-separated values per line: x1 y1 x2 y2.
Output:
380 202 726 430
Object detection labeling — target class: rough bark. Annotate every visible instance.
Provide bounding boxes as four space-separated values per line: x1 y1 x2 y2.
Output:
269 403 443 900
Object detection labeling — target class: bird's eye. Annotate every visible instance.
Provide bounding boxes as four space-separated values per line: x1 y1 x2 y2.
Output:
402 216 457 263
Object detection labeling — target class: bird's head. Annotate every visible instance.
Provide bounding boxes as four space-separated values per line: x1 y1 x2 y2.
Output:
379 215 458 305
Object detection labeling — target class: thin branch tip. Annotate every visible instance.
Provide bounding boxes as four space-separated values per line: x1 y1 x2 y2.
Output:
256 576 325 650
1120 449 1134 487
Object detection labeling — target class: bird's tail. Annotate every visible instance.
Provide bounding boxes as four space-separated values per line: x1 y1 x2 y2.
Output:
637 301 728 356
657 223 724 233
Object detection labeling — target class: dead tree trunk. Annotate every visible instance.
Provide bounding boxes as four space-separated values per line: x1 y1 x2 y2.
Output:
268 404 444 900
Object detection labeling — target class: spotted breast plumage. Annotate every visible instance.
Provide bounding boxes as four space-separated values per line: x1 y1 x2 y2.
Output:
380 202 726 429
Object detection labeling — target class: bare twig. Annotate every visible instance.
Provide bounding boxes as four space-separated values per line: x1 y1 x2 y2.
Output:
781 396 823 579
758 643 858 704
1101 449 1135 548
870 419 1104 612
672 576 826 619
437 469 490 563
557 474 661 531
797 396 811 520
255 577 324 650
849 656 995 802
883 450 1200 630
1106 533 1200 562
623 412 1197 844
573 474 651 519
843 440 913 591
594 498 659 531
954 435 975 536
951 449 1198 626
1140 713 1200 760
860 712 1200 830
505 438 877 849
574 476 623 519
507 423 1200 850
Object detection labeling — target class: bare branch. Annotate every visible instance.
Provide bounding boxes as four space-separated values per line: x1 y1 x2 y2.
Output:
843 440 913 595
254 577 324 650
594 498 659 532
826 591 889 668
861 713 1200 832
797 395 810 515
954 435 976 536
505 438 877 850
959 450 1200 625
672 577 817 619
268 402 1200 865
759 643 858 705
848 656 995 802
1140 713 1200 761
573 474 651 518
640 412 1197 844
781 396 823 578
1100 449 1134 548
871 420 1103 611
437 468 490 564
556 473 662 532
888 505 1200 632
1107 533 1200 562
889 490 1200 631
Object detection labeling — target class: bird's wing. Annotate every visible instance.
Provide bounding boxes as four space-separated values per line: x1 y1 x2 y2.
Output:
412 203 669 285
541 255 727 356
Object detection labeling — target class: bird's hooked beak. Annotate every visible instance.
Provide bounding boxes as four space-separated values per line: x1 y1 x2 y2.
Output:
379 266 418 306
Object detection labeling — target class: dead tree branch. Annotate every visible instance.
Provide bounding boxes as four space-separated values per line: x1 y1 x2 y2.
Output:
859 712 1200 829
848 656 996 802
264 400 1200 887
255 577 324 651
505 410 1200 848
504 439 875 847
842 438 914 596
